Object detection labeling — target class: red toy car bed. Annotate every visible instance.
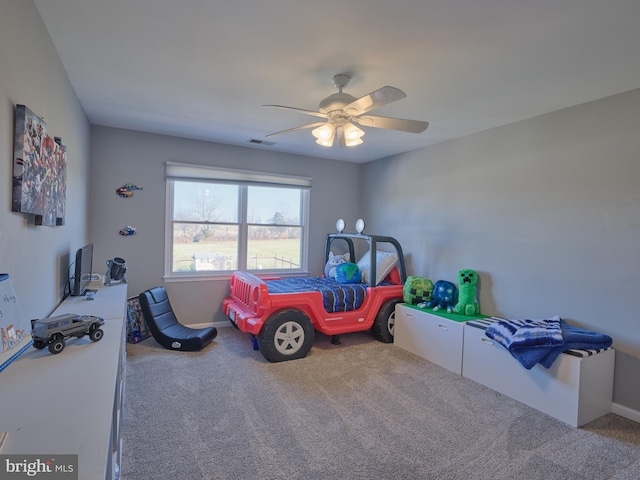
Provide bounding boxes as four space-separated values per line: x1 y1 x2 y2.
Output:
223 232 407 362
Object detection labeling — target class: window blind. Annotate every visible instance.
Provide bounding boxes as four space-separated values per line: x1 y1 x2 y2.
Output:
166 162 312 189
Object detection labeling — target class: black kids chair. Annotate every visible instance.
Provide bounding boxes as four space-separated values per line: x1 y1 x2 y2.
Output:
138 287 217 351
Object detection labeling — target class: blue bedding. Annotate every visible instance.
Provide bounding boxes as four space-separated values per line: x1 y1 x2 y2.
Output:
265 277 368 313
485 316 613 369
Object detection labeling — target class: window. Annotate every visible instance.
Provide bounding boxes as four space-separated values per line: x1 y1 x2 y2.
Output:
165 162 311 278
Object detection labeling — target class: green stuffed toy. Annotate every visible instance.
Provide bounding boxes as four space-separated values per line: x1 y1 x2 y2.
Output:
454 269 480 316
403 276 434 305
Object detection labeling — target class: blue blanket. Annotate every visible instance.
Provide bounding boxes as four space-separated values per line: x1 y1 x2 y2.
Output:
538 320 613 368
485 317 612 369
265 277 368 313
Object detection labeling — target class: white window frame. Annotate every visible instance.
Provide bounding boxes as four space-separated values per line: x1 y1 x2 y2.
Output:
164 162 311 281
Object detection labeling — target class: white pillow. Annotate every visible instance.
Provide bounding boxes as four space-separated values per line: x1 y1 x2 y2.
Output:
357 250 398 285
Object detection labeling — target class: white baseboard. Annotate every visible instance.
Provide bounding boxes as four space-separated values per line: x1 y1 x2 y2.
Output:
189 321 231 329
212 321 232 328
612 402 640 424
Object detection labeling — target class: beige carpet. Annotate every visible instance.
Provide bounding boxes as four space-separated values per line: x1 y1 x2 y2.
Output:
121 326 640 480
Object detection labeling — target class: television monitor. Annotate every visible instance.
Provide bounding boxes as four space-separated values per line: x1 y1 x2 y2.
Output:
70 243 94 296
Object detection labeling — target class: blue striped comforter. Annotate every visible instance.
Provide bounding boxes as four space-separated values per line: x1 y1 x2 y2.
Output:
265 277 367 313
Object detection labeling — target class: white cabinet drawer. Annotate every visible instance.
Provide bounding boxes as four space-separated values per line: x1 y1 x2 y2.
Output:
394 304 466 374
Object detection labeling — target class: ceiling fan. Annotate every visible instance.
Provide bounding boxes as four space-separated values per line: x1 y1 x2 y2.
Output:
264 74 429 148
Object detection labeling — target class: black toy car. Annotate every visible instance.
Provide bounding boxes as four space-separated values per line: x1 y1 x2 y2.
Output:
31 313 105 354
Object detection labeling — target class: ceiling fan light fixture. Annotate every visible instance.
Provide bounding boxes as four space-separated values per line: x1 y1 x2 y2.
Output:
264 74 428 149
343 122 365 140
345 136 363 147
312 124 334 140
316 137 334 147
312 124 335 147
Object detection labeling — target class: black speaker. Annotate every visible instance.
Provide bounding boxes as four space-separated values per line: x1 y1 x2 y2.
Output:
104 257 127 285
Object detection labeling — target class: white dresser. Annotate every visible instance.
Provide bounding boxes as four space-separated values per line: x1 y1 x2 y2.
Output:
0 281 128 479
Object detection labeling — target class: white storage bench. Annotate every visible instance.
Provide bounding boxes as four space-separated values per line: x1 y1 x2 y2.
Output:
462 318 615 427
394 304 482 375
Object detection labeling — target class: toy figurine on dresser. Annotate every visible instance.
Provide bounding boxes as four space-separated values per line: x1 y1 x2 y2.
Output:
454 269 480 316
424 280 458 313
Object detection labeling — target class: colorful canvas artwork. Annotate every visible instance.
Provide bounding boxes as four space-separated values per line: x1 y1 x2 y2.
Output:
12 104 67 226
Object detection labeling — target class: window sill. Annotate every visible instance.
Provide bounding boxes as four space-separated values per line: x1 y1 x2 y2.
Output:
163 269 310 283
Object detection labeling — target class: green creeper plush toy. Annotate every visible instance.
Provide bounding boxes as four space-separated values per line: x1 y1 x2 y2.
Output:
454 269 480 316
403 276 434 305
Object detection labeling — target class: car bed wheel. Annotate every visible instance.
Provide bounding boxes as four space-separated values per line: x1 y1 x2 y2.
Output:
372 299 400 343
49 338 65 354
257 309 314 363
33 340 46 349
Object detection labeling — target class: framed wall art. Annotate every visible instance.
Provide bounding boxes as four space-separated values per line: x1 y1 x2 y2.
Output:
12 104 67 226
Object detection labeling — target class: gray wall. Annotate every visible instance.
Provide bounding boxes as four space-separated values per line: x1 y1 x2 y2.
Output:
362 88 640 414
89 126 362 325
0 0 90 320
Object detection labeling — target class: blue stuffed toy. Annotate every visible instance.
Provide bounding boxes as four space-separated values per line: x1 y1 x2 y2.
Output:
424 280 458 313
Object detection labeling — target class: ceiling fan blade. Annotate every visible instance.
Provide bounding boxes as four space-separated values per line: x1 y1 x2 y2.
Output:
263 105 327 119
343 86 407 116
353 115 429 133
266 121 327 138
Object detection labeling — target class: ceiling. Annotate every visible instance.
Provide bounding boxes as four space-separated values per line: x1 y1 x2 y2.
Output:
33 0 640 164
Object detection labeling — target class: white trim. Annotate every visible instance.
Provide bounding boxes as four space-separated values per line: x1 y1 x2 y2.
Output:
163 180 174 278
166 161 312 188
162 269 310 283
299 188 310 272
238 184 248 271
612 402 640 424
189 321 230 329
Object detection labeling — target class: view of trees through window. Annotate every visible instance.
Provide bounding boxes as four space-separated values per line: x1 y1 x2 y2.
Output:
170 181 305 273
